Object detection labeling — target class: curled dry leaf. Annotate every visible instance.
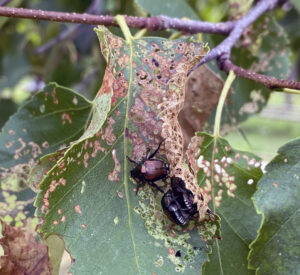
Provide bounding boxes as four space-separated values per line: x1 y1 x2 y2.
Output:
0 220 51 275
179 65 225 149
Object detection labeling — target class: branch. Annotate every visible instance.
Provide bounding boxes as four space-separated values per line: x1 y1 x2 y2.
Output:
0 6 234 35
193 0 281 69
0 2 299 91
189 0 300 91
221 59 300 90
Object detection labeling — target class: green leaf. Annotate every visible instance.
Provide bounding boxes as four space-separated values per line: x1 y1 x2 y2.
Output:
204 15 291 131
249 138 300 274
0 84 92 170
134 0 199 20
35 26 209 274
188 133 263 274
0 84 93 229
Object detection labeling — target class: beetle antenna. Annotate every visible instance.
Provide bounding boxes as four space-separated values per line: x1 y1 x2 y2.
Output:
148 139 165 159
126 156 137 165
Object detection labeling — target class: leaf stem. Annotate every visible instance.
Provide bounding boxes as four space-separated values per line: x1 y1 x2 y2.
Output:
115 15 132 43
133 28 147 39
275 88 300 95
213 70 236 137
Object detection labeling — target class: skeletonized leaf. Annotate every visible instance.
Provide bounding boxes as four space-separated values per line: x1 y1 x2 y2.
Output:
249 138 300 274
35 26 210 274
187 132 263 274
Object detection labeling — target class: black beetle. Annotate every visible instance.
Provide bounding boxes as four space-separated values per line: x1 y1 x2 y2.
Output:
161 177 198 226
127 141 169 194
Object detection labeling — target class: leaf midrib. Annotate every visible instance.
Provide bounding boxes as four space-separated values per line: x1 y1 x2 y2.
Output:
122 38 142 274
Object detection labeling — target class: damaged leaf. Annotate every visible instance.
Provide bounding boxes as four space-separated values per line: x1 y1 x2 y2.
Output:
35 26 210 274
0 83 92 184
0 84 94 231
188 132 263 274
0 219 51 275
249 138 300 274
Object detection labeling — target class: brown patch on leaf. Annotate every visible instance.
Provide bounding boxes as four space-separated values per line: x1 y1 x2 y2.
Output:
179 65 225 149
51 87 58 104
74 205 82 214
61 113 72 125
102 117 116 145
108 149 121 181
41 178 67 214
0 220 51 275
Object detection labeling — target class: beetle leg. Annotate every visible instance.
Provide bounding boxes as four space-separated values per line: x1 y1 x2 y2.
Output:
147 181 164 193
148 139 164 159
126 156 138 165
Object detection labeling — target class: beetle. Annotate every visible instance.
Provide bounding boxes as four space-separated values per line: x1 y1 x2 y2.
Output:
127 140 169 194
161 177 198 226
170 177 197 213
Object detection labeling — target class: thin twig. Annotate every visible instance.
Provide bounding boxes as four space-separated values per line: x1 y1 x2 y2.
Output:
221 59 300 90
0 6 234 35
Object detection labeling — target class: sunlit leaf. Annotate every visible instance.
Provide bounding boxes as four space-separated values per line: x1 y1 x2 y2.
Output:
249 138 300 274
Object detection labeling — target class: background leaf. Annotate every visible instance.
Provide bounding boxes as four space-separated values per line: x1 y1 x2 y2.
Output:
134 0 199 19
290 0 300 14
188 132 263 274
0 99 17 129
249 138 300 274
